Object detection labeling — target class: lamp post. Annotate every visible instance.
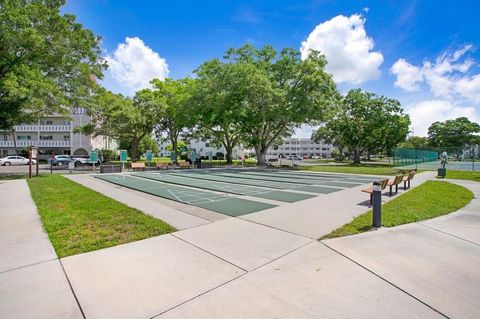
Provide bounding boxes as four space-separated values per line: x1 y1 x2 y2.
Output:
372 181 382 228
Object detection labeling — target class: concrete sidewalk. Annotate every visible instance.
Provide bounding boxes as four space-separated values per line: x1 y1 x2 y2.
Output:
3 174 479 319
242 171 437 238
0 179 82 318
323 179 480 318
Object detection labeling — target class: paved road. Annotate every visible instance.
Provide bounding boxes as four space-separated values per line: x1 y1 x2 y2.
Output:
0 164 101 176
1 175 479 318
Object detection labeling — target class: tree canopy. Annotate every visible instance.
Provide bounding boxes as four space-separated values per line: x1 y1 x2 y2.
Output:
138 78 195 163
0 0 106 130
428 117 480 148
79 88 158 160
313 89 410 163
398 136 429 149
194 44 338 164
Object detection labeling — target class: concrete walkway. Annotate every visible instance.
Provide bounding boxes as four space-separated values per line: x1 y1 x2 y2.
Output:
0 179 82 318
2 174 480 318
241 171 437 238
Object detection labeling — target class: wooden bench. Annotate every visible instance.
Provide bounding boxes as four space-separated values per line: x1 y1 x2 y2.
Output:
387 175 404 195
402 171 416 189
178 162 191 169
131 162 145 171
362 179 389 204
156 162 169 170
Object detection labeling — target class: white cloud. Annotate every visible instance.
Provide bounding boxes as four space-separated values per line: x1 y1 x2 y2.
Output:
391 45 480 103
406 99 480 136
390 58 423 91
300 14 384 84
456 74 480 104
106 37 169 94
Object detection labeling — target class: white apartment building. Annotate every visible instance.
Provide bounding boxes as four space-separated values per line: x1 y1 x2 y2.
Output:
158 139 246 159
0 108 116 160
267 137 332 159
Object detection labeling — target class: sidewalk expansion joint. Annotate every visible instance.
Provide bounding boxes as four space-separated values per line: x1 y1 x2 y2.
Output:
320 241 450 319
59 259 86 319
153 238 315 319
0 258 57 275
417 222 480 247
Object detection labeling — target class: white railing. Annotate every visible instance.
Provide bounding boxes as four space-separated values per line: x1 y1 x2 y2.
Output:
0 140 71 147
14 125 71 132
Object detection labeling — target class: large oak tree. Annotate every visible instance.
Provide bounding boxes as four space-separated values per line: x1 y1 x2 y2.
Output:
313 89 410 163
0 0 106 152
194 44 338 165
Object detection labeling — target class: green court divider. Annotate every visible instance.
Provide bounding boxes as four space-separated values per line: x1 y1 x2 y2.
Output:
94 174 276 216
134 172 315 203
393 148 438 167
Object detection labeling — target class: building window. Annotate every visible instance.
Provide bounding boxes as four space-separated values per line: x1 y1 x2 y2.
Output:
64 135 70 141
17 135 31 140
2 135 7 141
40 135 53 140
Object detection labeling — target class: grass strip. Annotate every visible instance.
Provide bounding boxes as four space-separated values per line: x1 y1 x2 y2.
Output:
322 181 473 239
27 174 175 257
300 164 407 176
445 170 480 182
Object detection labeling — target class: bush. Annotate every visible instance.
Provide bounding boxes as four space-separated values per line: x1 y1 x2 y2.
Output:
100 149 116 162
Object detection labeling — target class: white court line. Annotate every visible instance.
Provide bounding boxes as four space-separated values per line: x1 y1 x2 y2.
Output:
167 189 186 203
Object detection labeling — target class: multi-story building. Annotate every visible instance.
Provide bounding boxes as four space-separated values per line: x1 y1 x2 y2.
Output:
266 137 332 159
0 108 116 160
158 139 247 159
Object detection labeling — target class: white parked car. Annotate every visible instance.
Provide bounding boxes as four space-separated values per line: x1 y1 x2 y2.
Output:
0 155 37 166
286 155 303 161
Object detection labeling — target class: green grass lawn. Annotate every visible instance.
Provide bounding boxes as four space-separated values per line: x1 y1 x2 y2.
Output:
322 181 473 239
27 174 175 257
445 170 480 182
300 164 408 175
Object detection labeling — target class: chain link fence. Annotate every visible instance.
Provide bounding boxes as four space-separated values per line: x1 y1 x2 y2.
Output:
393 146 479 171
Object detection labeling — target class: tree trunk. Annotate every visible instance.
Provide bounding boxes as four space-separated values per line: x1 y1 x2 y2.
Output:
170 135 178 164
255 145 267 166
338 146 344 161
130 137 139 161
225 146 233 164
353 147 361 164
12 128 17 155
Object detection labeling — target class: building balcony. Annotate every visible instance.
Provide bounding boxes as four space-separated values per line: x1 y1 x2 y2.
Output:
14 125 71 132
0 140 71 148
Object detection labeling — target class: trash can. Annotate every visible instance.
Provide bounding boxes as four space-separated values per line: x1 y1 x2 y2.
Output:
437 168 446 178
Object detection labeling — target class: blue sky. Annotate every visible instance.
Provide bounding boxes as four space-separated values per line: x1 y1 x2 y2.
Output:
63 0 480 137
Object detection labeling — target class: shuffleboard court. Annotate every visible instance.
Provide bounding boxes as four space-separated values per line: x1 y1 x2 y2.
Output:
222 169 378 184
208 171 364 188
94 175 276 217
134 172 315 203
169 171 341 194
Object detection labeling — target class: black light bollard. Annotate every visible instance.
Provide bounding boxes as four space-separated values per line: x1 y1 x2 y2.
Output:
372 181 382 228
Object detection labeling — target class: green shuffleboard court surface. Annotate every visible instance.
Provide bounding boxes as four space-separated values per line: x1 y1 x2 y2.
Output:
207 171 364 188
134 172 315 203
94 175 276 216
170 171 341 194
223 169 377 184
